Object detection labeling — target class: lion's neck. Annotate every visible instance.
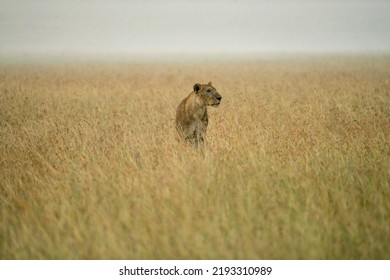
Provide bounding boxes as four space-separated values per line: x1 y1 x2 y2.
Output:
187 92 207 119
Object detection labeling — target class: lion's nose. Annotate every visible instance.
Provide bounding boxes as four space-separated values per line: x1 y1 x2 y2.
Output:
216 96 222 101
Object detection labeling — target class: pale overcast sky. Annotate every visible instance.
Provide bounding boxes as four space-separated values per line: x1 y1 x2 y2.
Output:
1 0 390 56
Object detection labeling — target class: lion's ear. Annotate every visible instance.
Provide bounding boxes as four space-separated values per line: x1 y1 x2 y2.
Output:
193 83 201 92
208 81 212 86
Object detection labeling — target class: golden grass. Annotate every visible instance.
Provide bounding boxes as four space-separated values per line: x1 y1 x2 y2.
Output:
0 56 389 259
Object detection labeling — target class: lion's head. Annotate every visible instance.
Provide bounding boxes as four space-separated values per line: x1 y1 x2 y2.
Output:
193 82 222 107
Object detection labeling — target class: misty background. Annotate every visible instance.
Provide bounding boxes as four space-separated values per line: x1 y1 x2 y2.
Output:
1 0 390 60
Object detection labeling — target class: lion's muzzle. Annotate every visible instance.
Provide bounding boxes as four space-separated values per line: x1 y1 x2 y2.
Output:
213 95 222 107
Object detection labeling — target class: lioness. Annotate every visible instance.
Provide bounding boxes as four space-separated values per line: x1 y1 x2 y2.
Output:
176 82 222 144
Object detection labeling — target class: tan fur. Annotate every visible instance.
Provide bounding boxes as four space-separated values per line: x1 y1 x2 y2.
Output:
176 82 222 144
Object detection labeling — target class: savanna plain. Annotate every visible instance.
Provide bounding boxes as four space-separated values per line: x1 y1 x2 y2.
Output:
0 55 389 259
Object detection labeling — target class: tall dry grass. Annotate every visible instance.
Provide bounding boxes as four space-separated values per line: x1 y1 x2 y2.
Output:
0 56 389 259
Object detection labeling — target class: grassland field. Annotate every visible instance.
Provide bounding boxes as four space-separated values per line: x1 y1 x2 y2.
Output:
0 55 389 259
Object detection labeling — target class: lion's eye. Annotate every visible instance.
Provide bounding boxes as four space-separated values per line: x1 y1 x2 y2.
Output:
207 89 211 93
